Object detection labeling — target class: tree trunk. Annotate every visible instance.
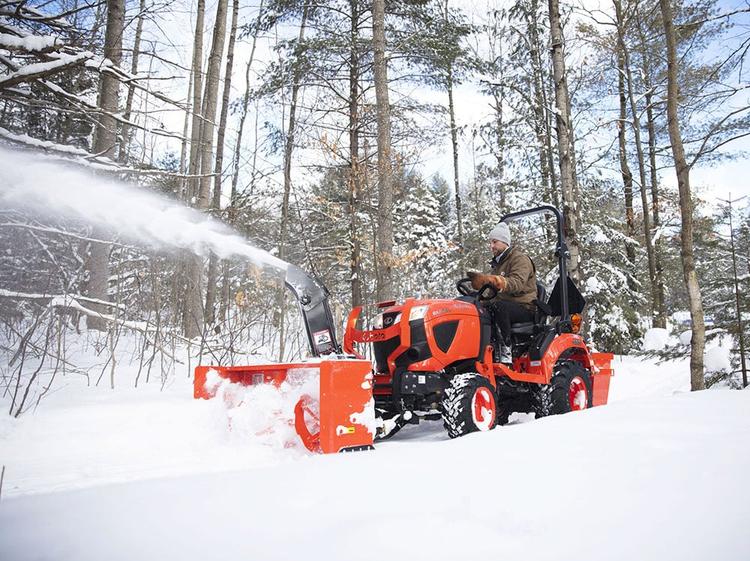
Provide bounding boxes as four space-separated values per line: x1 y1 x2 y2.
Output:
278 4 311 360
615 0 657 322
229 0 264 212
659 0 705 391
86 0 125 331
187 0 206 202
205 0 238 327
636 0 666 328
525 1 555 205
447 65 463 256
196 0 229 210
373 0 395 301
220 1 265 323
616 41 637 280
118 0 146 163
184 0 220 340
179 66 193 200
348 0 363 309
548 0 581 281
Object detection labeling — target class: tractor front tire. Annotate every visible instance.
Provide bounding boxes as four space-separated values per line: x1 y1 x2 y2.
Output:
534 361 593 418
442 373 498 438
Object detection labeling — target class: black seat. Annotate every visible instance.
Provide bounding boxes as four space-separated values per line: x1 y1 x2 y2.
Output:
509 282 548 335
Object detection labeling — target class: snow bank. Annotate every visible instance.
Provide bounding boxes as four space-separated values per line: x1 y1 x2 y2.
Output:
2 340 748 560
641 328 733 376
641 327 675 351
1 389 748 561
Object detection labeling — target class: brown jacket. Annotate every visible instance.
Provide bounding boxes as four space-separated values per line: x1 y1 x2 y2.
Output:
490 245 537 310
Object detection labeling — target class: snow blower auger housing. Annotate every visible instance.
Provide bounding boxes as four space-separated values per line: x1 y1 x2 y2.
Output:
343 205 613 440
194 265 376 454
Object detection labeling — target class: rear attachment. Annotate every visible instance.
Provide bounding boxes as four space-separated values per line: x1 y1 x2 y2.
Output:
195 359 374 453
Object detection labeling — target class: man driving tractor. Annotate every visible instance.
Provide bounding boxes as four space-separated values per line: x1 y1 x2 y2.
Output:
467 222 537 364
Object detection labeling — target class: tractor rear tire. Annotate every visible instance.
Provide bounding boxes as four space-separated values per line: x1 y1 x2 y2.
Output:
442 373 497 438
534 361 593 418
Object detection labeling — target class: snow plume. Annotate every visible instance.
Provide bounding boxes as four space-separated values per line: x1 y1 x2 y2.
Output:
0 146 288 273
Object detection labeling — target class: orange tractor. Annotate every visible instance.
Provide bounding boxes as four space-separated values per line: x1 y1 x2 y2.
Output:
195 205 613 451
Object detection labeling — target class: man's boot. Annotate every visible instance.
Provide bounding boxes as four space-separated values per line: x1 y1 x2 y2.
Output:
492 334 512 365
497 344 512 365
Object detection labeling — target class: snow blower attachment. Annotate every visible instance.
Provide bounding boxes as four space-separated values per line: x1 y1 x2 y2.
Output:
194 265 375 453
194 360 374 453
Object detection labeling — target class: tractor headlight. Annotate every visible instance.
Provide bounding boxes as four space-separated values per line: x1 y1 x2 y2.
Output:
374 312 403 329
409 305 429 321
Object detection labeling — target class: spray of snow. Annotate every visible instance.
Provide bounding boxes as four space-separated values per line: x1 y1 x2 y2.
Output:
0 146 288 272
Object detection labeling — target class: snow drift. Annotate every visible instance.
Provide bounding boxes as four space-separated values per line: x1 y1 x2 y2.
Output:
0 353 749 561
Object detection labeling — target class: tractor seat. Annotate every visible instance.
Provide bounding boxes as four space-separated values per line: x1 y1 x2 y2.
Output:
510 322 535 335
509 281 548 335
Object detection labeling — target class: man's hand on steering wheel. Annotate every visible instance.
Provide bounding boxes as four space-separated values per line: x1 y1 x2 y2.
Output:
457 276 498 301
466 271 507 292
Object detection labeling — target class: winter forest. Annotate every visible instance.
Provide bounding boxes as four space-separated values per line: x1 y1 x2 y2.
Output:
3 1 750 557
2 0 750 415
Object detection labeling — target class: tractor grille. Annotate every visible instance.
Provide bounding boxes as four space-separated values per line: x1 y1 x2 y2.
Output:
373 336 399 373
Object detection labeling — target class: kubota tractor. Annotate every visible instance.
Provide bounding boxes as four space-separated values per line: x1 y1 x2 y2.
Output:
343 205 613 439
195 205 613 451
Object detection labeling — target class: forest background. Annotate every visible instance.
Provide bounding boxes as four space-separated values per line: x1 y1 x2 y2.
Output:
2 0 750 419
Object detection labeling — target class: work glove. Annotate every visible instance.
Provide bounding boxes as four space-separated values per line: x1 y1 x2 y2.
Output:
466 271 507 292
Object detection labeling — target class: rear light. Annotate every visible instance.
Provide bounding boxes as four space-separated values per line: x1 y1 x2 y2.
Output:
571 313 582 334
377 300 397 308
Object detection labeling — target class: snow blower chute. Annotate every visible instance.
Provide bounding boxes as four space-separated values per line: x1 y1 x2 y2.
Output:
194 265 375 454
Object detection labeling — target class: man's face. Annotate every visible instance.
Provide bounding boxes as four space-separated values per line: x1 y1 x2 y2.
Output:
490 239 508 256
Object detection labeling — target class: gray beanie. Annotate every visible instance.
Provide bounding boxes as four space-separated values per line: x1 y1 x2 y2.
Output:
489 222 511 246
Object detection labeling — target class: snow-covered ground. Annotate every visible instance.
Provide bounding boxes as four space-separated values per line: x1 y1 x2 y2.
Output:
1 344 749 561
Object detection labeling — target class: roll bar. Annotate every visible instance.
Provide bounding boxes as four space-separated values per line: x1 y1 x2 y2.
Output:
500 205 571 321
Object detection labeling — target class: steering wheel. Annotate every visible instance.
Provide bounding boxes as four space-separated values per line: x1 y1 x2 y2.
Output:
456 278 498 301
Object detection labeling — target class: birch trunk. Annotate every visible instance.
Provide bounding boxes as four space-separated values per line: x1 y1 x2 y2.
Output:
525 1 554 201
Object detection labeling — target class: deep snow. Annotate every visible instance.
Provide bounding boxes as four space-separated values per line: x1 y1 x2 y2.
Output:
1 349 749 560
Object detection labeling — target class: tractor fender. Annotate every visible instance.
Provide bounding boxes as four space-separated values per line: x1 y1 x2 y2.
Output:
538 333 593 384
